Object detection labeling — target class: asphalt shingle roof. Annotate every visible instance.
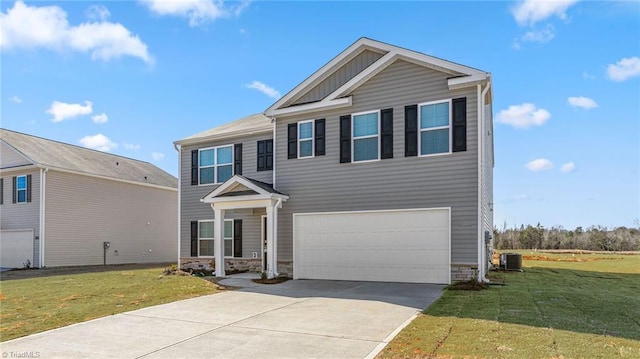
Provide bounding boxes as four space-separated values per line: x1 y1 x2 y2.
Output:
174 113 272 145
1 129 177 189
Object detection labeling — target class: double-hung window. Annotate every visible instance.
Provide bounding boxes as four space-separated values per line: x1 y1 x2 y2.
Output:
298 121 314 158
198 219 233 257
352 111 380 162
16 175 27 203
419 100 451 156
199 145 233 185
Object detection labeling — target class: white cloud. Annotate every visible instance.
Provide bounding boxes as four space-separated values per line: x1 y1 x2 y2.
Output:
607 57 640 82
141 0 250 27
47 100 93 122
86 5 110 21
91 113 109 124
526 158 554 171
245 81 281 99
521 24 555 43
79 133 117 152
9 95 22 103
582 71 596 80
568 96 598 110
123 143 141 150
512 0 579 26
151 152 165 161
497 103 551 129
560 162 576 172
0 1 153 64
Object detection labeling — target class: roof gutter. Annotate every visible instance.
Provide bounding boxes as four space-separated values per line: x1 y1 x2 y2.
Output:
174 128 272 147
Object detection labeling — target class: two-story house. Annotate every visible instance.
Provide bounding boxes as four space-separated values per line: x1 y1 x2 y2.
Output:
174 38 494 284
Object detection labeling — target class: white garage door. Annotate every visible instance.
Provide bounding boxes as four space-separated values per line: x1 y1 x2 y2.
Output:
293 208 450 284
0 229 34 269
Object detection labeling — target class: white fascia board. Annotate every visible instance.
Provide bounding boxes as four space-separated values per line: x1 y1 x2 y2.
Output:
0 164 40 174
448 74 490 90
174 127 272 147
203 175 290 202
266 97 352 117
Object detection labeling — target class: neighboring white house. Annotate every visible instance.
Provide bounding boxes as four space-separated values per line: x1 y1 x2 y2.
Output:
0 129 178 268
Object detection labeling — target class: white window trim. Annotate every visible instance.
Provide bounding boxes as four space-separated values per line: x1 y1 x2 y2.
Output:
418 99 453 157
352 109 381 163
198 145 234 186
16 175 27 204
198 219 234 258
198 219 215 258
297 120 315 159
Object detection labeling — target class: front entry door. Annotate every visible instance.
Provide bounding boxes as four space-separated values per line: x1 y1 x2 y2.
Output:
262 216 267 272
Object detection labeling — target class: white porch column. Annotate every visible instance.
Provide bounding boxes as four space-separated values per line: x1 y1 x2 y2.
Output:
214 208 225 277
273 201 279 276
265 205 275 279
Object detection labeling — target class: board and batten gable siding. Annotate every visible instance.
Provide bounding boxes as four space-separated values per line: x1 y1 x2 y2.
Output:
0 142 32 168
292 49 385 105
180 133 272 258
44 170 177 267
0 170 41 267
275 59 479 264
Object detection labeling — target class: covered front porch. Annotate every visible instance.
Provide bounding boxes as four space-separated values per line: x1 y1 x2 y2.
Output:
201 175 289 279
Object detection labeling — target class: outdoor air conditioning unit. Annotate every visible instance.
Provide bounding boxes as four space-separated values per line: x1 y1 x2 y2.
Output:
500 253 523 271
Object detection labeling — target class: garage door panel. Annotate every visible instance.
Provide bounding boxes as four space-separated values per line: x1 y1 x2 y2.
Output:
294 209 450 284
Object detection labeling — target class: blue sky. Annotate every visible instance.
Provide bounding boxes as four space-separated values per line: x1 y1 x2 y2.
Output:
1 0 638 230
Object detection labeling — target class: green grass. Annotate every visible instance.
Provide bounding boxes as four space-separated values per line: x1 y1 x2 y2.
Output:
379 253 640 358
0 268 218 342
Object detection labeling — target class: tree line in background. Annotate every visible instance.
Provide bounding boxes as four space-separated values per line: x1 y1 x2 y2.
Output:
493 223 640 251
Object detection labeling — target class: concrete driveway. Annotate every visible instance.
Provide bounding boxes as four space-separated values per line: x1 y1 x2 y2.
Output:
0 279 443 359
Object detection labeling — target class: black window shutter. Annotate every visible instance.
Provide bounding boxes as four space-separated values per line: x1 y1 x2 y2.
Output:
257 140 266 171
190 221 198 257
234 143 243 175
404 105 418 157
26 174 32 202
0 178 3 205
266 139 273 170
452 97 467 152
191 150 198 185
233 219 243 258
380 108 394 159
12 176 16 204
314 119 325 156
339 115 351 163
287 123 297 159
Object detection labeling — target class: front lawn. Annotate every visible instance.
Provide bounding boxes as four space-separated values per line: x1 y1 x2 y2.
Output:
0 267 218 342
379 252 640 358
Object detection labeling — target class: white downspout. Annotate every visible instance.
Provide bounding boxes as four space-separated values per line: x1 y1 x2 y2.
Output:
477 80 492 282
39 167 48 268
271 116 277 187
174 143 182 269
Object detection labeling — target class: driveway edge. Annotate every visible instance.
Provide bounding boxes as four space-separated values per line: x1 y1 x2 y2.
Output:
364 312 420 359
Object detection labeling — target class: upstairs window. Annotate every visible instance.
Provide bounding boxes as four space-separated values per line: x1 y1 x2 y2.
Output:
298 121 314 158
199 145 233 185
419 100 451 156
16 175 27 203
352 111 379 162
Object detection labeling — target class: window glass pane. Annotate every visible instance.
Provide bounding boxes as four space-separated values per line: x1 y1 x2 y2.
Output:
17 176 26 189
421 129 450 155
353 113 378 137
199 240 214 256
199 221 214 239
299 122 312 139
216 146 233 165
354 137 378 161
199 149 214 166
420 103 449 129
17 190 26 203
217 165 232 183
224 221 233 238
299 139 312 157
200 167 214 184
224 239 233 257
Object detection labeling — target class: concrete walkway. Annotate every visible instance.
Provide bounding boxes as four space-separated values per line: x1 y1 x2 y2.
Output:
0 278 443 359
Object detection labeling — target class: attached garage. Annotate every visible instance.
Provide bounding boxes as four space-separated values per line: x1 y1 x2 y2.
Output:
293 208 450 284
0 229 34 269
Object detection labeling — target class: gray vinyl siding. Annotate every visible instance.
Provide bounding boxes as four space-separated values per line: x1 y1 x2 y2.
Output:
0 142 32 168
179 132 272 257
0 170 41 267
44 170 177 267
275 59 479 264
293 50 385 105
